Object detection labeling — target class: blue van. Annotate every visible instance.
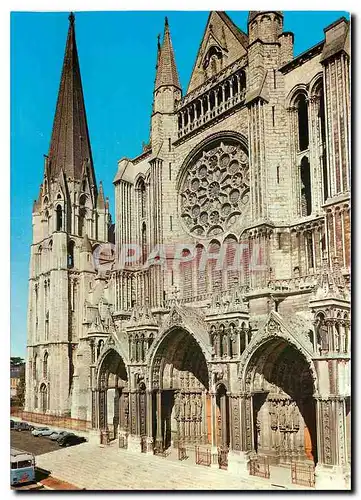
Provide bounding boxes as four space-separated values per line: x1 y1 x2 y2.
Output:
10 448 36 486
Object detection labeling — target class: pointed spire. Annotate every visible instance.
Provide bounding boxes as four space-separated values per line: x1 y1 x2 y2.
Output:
47 12 96 189
154 17 181 91
97 181 105 210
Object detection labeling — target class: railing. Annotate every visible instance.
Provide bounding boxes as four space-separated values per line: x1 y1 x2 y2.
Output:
249 455 270 479
10 408 91 431
140 436 148 453
267 275 320 292
153 442 170 458
195 446 212 467
178 443 188 461
119 434 128 449
291 461 315 487
177 88 246 140
217 446 229 470
100 429 109 445
177 56 247 108
163 274 322 308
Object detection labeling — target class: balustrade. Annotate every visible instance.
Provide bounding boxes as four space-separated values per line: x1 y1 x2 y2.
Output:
177 71 247 139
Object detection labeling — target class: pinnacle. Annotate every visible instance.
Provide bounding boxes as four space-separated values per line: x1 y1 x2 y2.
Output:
154 16 181 91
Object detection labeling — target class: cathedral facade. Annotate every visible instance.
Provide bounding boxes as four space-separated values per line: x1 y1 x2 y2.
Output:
25 11 351 489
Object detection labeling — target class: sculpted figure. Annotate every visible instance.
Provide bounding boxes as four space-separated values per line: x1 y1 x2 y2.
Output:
279 400 286 429
174 392 180 421
290 401 299 430
270 401 278 430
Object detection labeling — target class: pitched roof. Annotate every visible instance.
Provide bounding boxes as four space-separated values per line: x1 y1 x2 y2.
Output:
186 11 248 94
47 13 96 186
218 11 248 48
154 17 181 91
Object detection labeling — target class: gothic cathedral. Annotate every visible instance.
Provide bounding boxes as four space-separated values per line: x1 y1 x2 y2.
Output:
25 11 351 488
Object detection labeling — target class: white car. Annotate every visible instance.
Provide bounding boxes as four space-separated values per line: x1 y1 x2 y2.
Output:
37 428 58 437
31 427 50 436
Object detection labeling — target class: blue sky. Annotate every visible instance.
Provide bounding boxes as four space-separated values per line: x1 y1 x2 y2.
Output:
10 10 349 357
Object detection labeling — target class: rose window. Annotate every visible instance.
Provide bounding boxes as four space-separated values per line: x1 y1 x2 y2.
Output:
180 141 249 237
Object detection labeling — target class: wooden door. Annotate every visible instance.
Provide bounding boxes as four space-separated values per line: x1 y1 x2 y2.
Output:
304 426 313 461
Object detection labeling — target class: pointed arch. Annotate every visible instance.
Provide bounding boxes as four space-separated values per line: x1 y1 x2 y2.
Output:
295 93 309 151
300 155 312 216
39 383 48 413
67 240 75 269
43 351 48 378
56 205 63 231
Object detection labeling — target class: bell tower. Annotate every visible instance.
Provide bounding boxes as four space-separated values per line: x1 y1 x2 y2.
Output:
25 13 110 416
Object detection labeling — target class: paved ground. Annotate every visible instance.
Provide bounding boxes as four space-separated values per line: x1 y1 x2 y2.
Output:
35 442 277 491
11 429 60 456
11 428 82 490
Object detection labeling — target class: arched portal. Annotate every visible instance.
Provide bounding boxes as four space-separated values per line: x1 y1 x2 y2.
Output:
245 338 317 465
96 349 128 442
151 328 210 451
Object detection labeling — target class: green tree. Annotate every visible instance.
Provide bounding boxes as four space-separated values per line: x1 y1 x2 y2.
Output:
11 357 24 367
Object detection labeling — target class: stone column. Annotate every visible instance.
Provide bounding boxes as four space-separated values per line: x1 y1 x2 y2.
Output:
155 390 163 451
227 393 253 474
127 390 142 452
210 392 217 452
315 396 350 489
98 388 109 445
144 390 154 453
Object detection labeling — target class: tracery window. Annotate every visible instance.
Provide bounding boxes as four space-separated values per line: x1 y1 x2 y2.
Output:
180 140 249 238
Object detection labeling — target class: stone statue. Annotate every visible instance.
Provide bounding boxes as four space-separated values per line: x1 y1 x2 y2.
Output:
279 400 286 430
290 401 299 430
270 401 278 430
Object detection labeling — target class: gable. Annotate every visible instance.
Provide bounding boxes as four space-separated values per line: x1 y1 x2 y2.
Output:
187 11 248 94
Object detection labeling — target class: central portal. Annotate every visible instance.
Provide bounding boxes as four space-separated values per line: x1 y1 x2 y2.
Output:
151 328 210 451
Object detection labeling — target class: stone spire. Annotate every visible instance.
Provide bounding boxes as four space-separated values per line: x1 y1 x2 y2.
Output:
154 17 181 91
97 181 105 210
47 12 96 187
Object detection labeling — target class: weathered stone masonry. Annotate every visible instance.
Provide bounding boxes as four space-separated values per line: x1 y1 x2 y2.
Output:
25 11 351 489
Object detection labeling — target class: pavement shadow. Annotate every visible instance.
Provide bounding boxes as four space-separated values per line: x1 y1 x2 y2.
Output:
35 467 51 481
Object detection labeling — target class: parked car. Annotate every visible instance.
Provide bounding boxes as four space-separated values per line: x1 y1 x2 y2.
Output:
36 428 58 438
58 434 86 447
48 431 70 441
10 420 15 429
31 427 50 436
14 422 34 432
